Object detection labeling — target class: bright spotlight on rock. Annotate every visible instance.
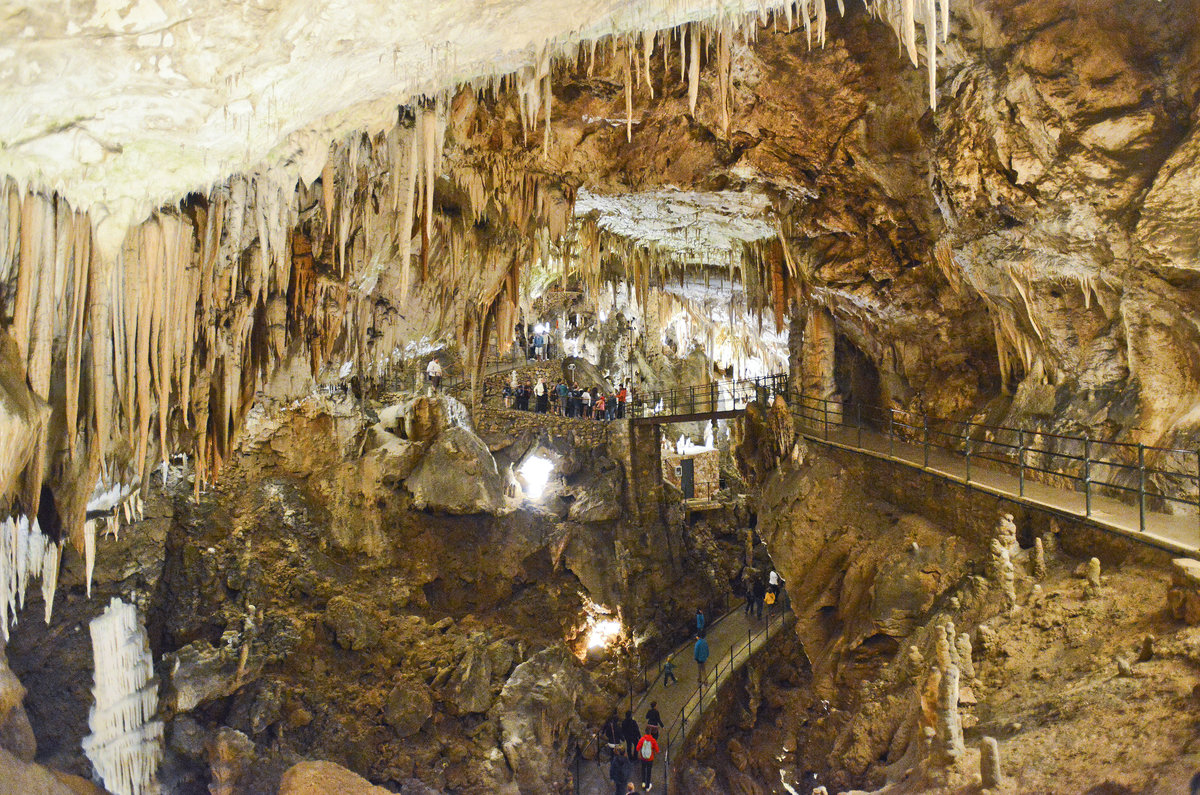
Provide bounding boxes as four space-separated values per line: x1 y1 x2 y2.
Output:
518 455 554 500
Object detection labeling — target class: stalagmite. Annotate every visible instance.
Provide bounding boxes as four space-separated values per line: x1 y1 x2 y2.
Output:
1031 536 1046 580
934 660 965 764
980 736 1003 788
1084 557 1102 599
956 633 975 681
988 539 1017 612
82 598 163 795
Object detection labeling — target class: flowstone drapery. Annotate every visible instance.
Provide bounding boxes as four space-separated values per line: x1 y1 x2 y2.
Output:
82 598 163 795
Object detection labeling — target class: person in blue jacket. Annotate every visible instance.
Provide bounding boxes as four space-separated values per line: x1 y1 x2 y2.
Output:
695 608 706 633
694 633 710 685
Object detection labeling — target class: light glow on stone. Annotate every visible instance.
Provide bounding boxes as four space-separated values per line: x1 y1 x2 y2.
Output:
519 455 554 500
587 618 623 650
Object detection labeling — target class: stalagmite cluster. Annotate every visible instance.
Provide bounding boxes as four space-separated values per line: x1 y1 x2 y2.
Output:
82 598 163 795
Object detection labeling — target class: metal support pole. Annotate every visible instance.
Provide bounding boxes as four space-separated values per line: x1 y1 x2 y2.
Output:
965 424 972 483
923 415 930 468
711 381 717 413
823 399 829 441
1138 443 1146 533
1084 436 1092 517
857 402 863 448
1018 429 1025 497
888 409 895 457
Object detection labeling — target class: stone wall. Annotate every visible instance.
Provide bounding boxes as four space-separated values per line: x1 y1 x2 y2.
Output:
473 406 613 450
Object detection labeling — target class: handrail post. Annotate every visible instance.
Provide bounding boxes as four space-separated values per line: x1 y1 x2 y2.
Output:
923 414 929 468
965 422 972 483
1084 436 1092 517
856 402 862 448
888 409 895 457
1196 449 1199 541
711 381 717 413
1138 443 1146 533
823 399 829 441
1018 429 1025 497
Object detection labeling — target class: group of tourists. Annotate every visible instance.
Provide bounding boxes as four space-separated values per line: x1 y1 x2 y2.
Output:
743 569 784 620
515 324 554 362
502 379 631 420
603 702 663 793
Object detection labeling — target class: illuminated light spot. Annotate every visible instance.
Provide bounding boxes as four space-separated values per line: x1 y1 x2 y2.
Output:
587 618 622 650
519 455 554 500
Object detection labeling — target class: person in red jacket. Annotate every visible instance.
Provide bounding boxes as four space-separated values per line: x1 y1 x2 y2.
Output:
635 731 660 791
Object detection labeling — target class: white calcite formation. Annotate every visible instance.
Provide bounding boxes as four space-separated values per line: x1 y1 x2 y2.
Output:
1 0 948 238
0 514 61 640
82 598 163 795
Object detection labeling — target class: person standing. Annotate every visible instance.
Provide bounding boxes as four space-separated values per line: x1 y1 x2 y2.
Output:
635 730 660 791
557 380 569 416
534 378 548 413
602 709 621 753
645 701 663 738
694 633 710 685
426 358 442 390
534 330 545 361
617 383 628 418
695 608 706 634
609 746 632 795
621 710 640 759
594 393 606 421
752 577 767 620
581 388 592 417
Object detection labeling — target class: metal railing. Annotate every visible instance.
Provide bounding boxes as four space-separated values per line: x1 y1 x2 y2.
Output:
793 393 1200 541
572 597 790 794
658 600 788 794
629 373 789 420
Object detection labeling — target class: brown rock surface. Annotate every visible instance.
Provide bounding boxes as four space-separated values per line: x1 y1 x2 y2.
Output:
277 760 392 795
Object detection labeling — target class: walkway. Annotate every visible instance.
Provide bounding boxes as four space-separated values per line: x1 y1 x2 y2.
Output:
795 411 1200 556
577 602 792 794
629 373 788 426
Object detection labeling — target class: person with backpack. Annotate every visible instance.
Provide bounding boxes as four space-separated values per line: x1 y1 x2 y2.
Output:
635 730 660 790
694 633 710 685
621 710 640 758
609 745 632 795
645 701 663 738
556 381 569 416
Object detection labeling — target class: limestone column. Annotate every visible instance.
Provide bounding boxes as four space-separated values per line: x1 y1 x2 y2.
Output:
800 306 840 423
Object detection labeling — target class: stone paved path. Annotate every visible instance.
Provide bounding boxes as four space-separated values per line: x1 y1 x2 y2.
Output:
577 602 791 794
800 421 1200 556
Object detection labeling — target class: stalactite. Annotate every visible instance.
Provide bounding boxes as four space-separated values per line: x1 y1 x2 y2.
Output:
688 23 701 116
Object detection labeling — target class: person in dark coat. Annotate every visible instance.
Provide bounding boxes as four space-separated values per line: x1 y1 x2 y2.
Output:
695 608 706 633
609 745 632 795
752 577 767 620
645 701 663 738
602 709 621 750
621 710 640 758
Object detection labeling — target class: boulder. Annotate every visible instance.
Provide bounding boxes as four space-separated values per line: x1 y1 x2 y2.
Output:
278 760 392 795
165 640 260 712
324 595 381 651
0 746 105 795
1168 558 1200 624
566 469 622 523
496 647 589 793
446 644 494 715
383 681 433 738
405 425 507 514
